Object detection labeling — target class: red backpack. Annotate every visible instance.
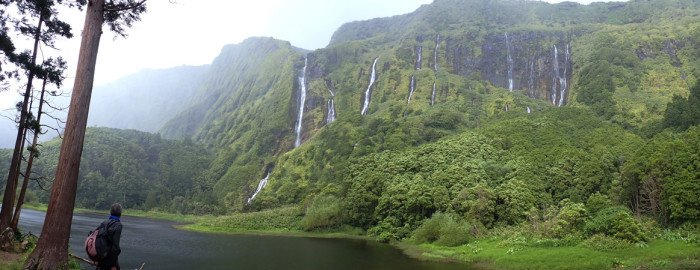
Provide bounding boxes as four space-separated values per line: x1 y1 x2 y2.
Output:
85 220 115 261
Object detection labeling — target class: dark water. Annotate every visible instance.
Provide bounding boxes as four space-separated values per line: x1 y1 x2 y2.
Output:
18 209 470 270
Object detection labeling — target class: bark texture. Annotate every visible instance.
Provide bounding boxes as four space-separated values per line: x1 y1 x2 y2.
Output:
23 0 104 268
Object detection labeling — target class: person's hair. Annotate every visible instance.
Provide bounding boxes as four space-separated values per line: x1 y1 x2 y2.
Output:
110 203 122 218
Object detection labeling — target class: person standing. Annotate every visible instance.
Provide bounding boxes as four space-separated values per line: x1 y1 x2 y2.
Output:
97 203 122 270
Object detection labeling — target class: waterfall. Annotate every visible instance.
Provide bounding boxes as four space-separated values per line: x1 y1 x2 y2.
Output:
247 171 271 204
551 44 570 107
327 82 336 124
353 142 358 150
407 75 416 104
416 46 422 70
505 103 509 112
506 32 514 91
431 77 436 106
552 45 559 105
432 34 439 106
361 58 379 115
327 98 336 124
527 106 531 113
529 52 536 96
294 58 308 148
558 44 570 107
434 34 439 71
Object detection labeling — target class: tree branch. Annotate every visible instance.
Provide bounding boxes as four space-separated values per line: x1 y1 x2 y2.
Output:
42 100 68 111
41 112 65 123
104 0 147 12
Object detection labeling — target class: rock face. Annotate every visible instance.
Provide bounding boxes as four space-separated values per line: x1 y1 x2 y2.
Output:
444 32 573 106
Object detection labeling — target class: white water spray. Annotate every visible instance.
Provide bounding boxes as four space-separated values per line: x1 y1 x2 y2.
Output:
552 45 559 105
294 58 308 148
434 34 439 71
361 58 379 115
529 52 536 95
416 46 422 70
407 76 416 104
327 99 336 124
558 44 570 107
506 32 514 91
527 106 531 114
247 171 271 204
431 78 436 106
551 44 570 107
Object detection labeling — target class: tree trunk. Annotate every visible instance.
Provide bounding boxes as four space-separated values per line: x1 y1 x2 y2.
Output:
23 1 103 268
0 14 43 232
11 78 48 230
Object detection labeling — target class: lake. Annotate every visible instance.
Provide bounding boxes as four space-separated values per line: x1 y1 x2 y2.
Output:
18 208 471 270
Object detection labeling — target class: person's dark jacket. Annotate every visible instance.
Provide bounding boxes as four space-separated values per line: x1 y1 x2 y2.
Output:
97 216 122 270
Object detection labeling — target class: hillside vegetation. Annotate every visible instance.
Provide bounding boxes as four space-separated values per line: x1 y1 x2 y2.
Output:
1 0 700 268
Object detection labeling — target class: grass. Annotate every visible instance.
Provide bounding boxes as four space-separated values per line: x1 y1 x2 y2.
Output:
410 238 700 269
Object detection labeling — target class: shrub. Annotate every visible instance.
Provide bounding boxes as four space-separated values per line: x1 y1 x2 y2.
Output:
301 195 345 231
582 234 632 251
549 200 588 238
584 206 646 242
203 206 301 230
413 212 472 246
586 192 612 216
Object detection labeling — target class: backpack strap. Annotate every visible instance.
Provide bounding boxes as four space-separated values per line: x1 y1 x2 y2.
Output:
104 219 118 245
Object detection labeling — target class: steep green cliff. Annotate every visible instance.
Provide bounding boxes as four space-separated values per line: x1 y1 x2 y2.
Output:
150 0 700 213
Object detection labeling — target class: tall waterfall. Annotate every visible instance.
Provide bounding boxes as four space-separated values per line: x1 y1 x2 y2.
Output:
416 46 422 70
558 44 570 107
247 171 271 204
527 106 531 114
529 52 536 96
327 99 336 124
294 58 308 148
506 32 514 91
327 86 336 124
361 58 379 115
505 103 509 112
407 75 416 104
434 34 439 71
552 45 559 105
432 34 439 106
551 44 570 107
431 78 436 106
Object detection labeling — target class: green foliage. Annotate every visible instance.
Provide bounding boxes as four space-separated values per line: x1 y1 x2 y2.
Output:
457 184 496 228
584 206 647 242
663 81 700 130
621 127 700 223
412 212 472 247
548 199 588 238
301 195 345 230
0 127 216 213
586 192 612 216
582 234 632 251
495 180 538 225
575 60 617 118
199 206 301 231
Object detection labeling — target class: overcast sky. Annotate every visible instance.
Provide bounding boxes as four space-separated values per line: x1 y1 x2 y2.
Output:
0 0 623 111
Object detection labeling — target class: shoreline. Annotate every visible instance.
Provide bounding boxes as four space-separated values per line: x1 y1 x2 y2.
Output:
18 205 700 269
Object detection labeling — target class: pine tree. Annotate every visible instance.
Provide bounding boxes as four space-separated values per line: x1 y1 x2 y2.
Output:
23 0 147 268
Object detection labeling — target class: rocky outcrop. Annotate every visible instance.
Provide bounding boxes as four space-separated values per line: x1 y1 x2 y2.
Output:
444 31 573 105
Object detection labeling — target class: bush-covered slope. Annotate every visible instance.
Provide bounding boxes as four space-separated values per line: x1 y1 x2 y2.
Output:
159 37 306 208
149 0 700 215
0 128 214 213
